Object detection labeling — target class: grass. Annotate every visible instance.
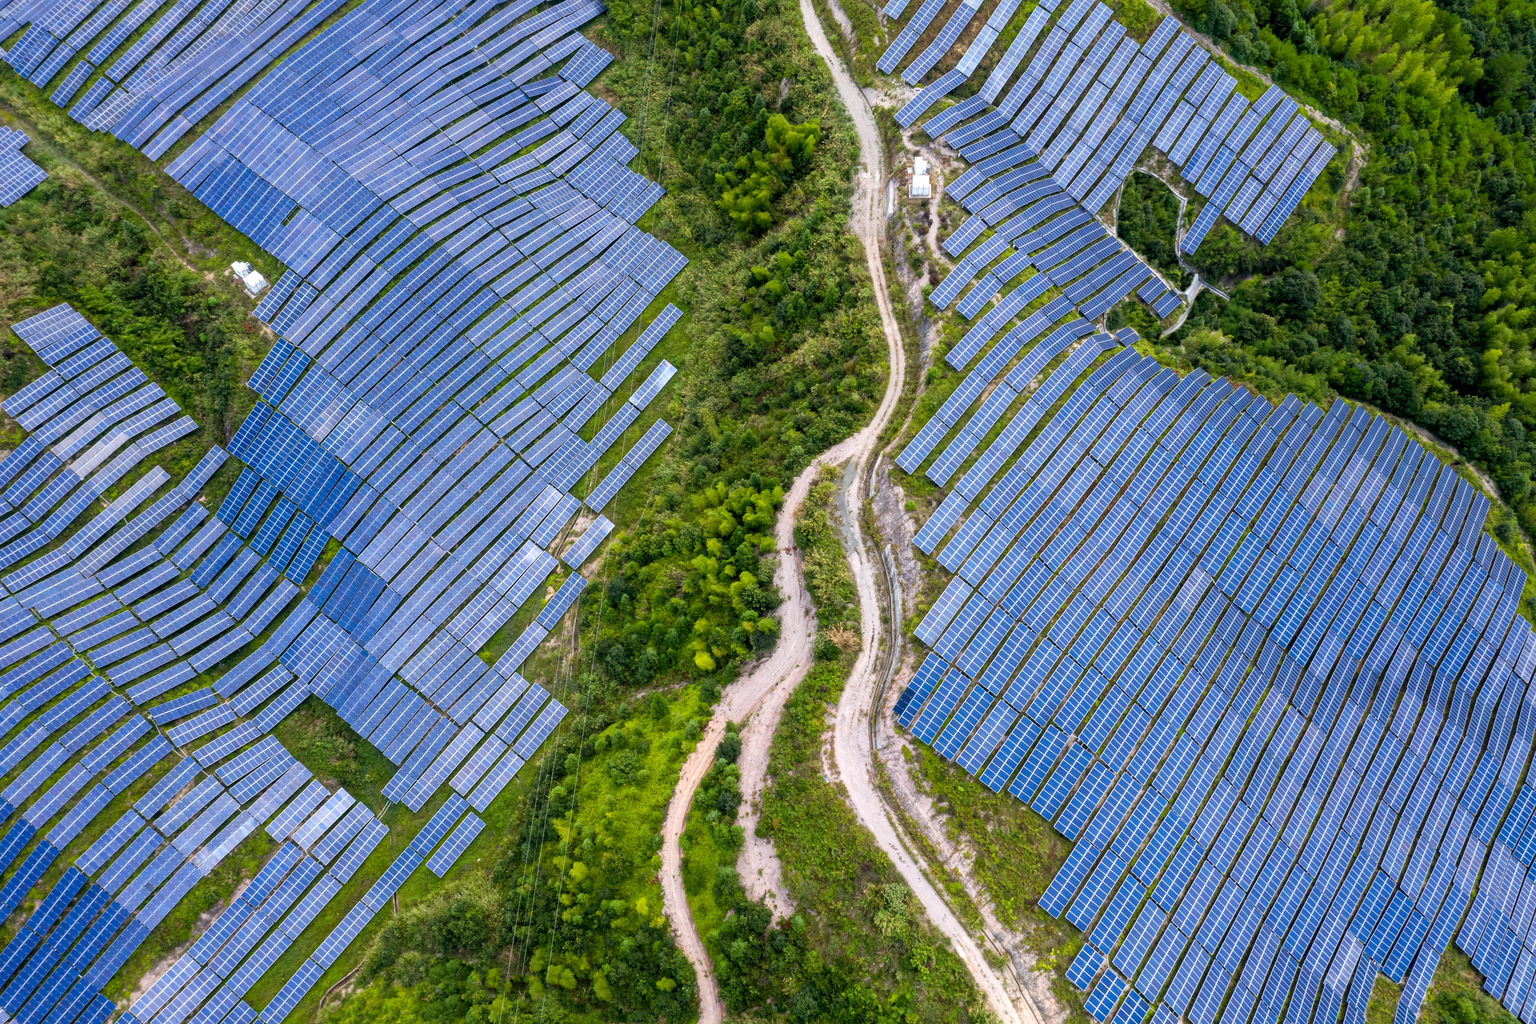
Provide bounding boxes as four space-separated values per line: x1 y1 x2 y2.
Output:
1423 945 1518 1024
1370 976 1405 1024
274 697 400 809
679 718 744 957
910 748 1071 929
910 747 1089 1024
680 801 731 943
1213 54 1270 101
759 653 989 1022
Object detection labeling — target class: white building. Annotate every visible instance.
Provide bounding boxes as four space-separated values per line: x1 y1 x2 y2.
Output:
230 261 269 297
910 156 931 199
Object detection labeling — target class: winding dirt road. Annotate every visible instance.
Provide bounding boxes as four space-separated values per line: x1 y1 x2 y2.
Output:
796 3 1038 1019
659 1 1040 1019
654 4 906 1017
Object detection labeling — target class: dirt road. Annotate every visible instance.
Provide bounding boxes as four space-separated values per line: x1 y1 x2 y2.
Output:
654 1 907 1016
798 4 1040 1022
823 481 1035 1024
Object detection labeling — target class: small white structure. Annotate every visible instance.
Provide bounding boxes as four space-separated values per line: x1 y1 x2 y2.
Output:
230 261 269 297
910 156 931 199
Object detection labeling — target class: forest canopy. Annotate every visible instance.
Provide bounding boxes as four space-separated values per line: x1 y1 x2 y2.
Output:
1160 0 1536 552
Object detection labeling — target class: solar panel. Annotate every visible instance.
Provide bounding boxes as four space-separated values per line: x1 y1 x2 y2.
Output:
426 813 486 877
0 133 46 206
467 747 525 812
330 818 387 884
562 515 613 567
268 779 329 841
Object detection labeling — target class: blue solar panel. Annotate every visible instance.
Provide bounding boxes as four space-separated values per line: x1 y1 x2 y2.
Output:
0 0 1364 998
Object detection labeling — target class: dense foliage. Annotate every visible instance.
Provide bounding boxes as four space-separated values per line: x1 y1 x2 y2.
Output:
717 113 824 231
1117 171 1192 288
1158 0 1536 544
355 684 709 1021
585 0 885 684
591 479 783 682
796 474 859 654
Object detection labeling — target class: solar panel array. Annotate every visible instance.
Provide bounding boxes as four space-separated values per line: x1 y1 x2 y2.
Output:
0 303 539 1024
121 793 482 1024
0 0 685 982
0 0 681 982
0 0 688 1012
0 303 543 1024
891 0 1334 327
895 318 1536 1024
0 128 46 206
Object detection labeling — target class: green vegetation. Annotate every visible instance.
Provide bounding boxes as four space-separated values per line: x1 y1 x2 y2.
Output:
1150 0 1536 561
1116 172 1191 289
830 0 890 85
275 696 398 800
681 713 951 1023
681 725 745 945
321 966 515 1024
716 114 824 232
912 750 1088 1022
578 0 886 682
589 480 783 684
1427 946 1520 1024
1368 975 1404 1024
349 681 706 1021
1110 0 1162 40
797 471 860 652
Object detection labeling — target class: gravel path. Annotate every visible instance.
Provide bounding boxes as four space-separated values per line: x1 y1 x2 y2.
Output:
798 4 1034 1022
653 1 907 1015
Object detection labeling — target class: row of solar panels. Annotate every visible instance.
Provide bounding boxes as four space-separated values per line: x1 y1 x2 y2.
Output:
7 0 666 816
0 620 389 1024
5 0 686 527
1 0 629 816
0 128 45 206
890 319 1532 1024
0 305 564 1024
886 0 1332 339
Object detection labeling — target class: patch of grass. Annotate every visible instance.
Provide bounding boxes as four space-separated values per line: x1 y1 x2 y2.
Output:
1212 54 1269 100
681 724 742 948
1424 945 1517 1024
797 470 859 641
1109 0 1159 40
1369 975 1404 1024
760 654 988 1022
274 696 397 806
910 748 1069 929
